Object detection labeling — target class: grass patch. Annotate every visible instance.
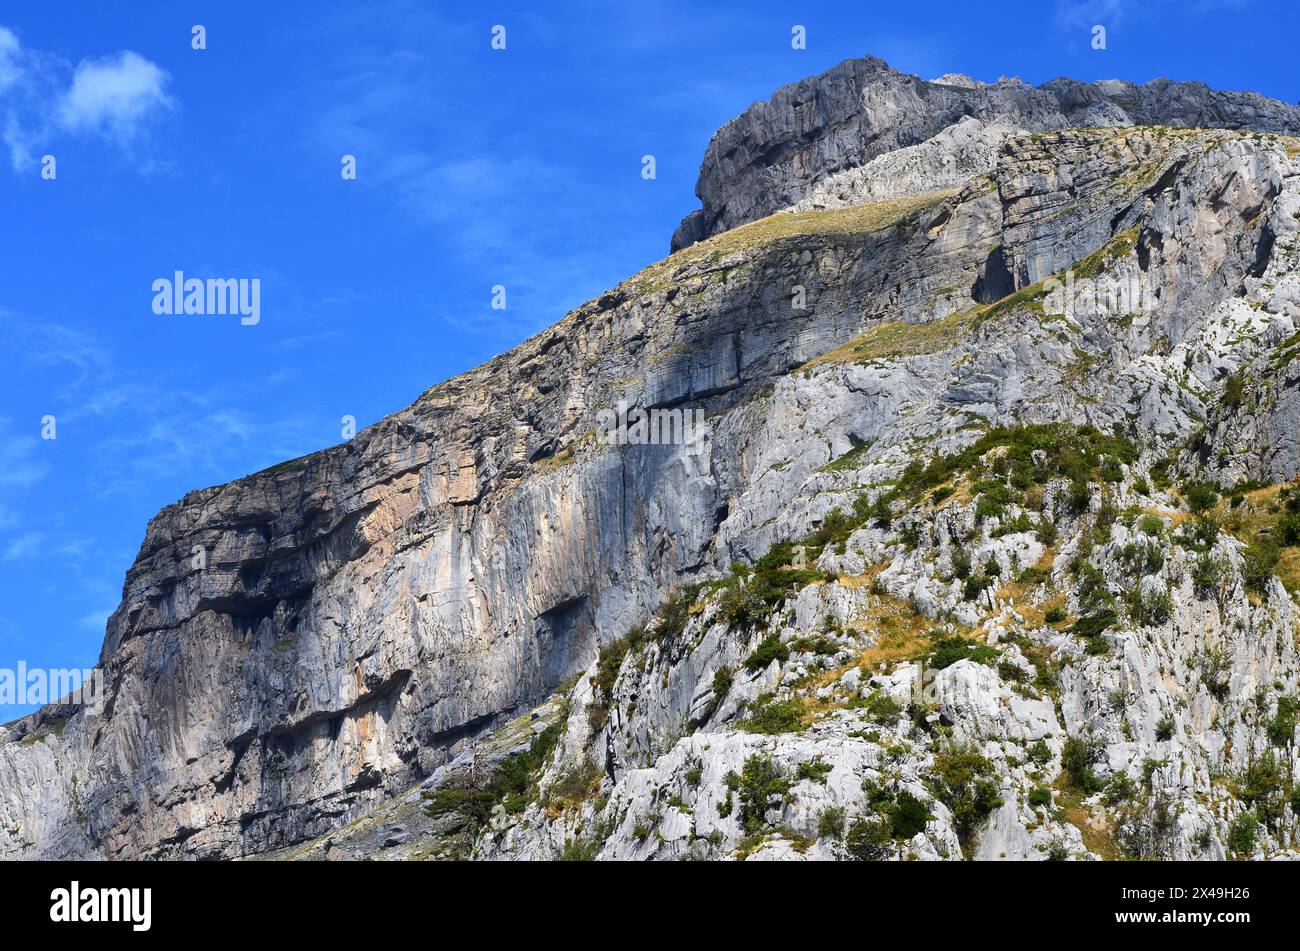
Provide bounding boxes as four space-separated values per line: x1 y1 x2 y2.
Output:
806 309 978 368
1054 782 1124 860
632 191 957 295
819 442 873 472
1071 228 1140 280
256 455 311 477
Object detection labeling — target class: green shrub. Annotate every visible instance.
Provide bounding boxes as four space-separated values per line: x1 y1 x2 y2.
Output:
1279 513 1300 546
741 695 806 734
1186 516 1220 550
1236 750 1289 829
1221 374 1245 411
1181 482 1219 515
817 806 846 840
1136 513 1165 536
797 759 834 784
1243 539 1279 593
1075 562 1113 612
1129 587 1173 626
592 633 640 708
1069 610 1116 640
860 690 903 726
711 665 733 702
962 574 993 602
888 790 932 839
1266 696 1297 746
1155 715 1174 742
1061 735 1105 794
1118 541 1164 577
1027 787 1052 808
1044 606 1067 624
1227 812 1258 855
1191 553 1224 599
1026 740 1053 767
1104 771 1136 805
1067 477 1092 514
735 755 790 834
926 747 1001 847
719 581 769 631
743 633 790 671
791 634 837 656
929 637 997 670
655 585 701 641
997 660 1027 682
423 723 561 831
1016 565 1048 585
1200 647 1231 701
951 548 972 579
844 816 891 859
888 424 1136 512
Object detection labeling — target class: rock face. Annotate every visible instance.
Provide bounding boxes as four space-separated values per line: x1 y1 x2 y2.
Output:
671 57 1300 250
4 56 1300 862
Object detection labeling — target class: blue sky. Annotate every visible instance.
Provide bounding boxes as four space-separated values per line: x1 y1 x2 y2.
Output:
2 0 1297 716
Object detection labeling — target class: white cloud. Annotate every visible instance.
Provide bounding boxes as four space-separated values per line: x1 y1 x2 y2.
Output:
58 51 173 138
0 26 21 91
0 26 173 171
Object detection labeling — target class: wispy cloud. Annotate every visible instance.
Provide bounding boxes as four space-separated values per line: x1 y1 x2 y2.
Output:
0 309 324 497
0 418 48 491
1056 0 1130 28
0 25 174 171
290 4 643 344
1055 0 1250 28
2 531 44 563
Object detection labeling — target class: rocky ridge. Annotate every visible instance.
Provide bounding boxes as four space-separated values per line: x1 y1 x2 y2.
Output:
671 56 1300 250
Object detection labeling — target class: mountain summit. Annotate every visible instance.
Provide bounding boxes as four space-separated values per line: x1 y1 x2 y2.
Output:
672 56 1300 250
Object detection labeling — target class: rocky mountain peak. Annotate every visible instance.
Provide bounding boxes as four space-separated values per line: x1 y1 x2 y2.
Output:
671 55 1300 251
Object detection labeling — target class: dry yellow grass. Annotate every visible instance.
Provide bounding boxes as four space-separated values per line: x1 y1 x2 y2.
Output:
1216 483 1300 593
804 309 978 369
805 271 1065 372
1053 782 1125 860
628 190 958 294
532 446 575 472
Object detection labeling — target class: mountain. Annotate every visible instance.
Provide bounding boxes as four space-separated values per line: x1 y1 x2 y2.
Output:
5 56 1300 861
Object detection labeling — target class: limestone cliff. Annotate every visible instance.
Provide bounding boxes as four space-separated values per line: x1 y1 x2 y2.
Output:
5 56 1300 862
